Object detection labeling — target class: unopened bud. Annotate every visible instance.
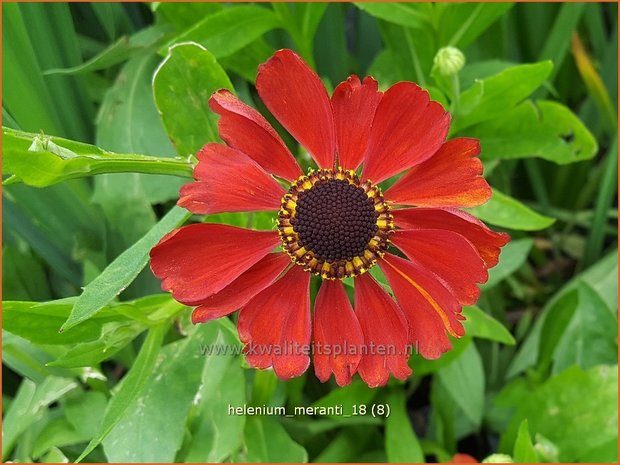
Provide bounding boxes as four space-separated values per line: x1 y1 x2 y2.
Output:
433 46 465 76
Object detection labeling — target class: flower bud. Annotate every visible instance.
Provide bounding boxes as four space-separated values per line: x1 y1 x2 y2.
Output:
433 46 466 76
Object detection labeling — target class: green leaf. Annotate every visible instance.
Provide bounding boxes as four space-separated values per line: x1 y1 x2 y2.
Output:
538 3 586 83
219 38 274 83
64 391 108 440
313 426 378 462
412 336 472 377
483 238 534 289
438 3 514 49
61 206 189 331
354 3 432 30
91 34 181 296
311 379 378 418
2 377 78 460
272 3 327 64
95 29 185 206
2 127 194 187
4 294 175 348
3 182 100 285
164 6 281 59
385 389 424 463
462 306 516 345
452 61 553 133
469 189 555 231
3 298 122 345
156 2 223 31
507 250 618 378
537 289 580 370
153 42 233 157
43 36 141 75
76 324 167 462
2 3 62 135
103 324 219 462
32 416 90 459
459 60 514 88
244 417 308 463
14 3 95 141
437 343 485 427
367 50 401 88
2 244 52 300
2 331 76 384
552 282 618 374
377 20 434 87
41 447 69 463
513 420 539 463
295 3 328 40
49 321 145 368
470 100 598 164
583 136 618 267
184 327 246 462
500 365 618 462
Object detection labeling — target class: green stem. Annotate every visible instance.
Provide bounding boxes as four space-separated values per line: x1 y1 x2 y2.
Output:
450 73 460 114
404 28 426 87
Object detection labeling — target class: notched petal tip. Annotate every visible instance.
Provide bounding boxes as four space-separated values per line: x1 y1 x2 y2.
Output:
238 267 312 380
313 280 363 387
386 137 492 209
392 208 510 269
354 273 412 387
362 82 450 183
332 74 382 170
256 48 336 169
207 88 302 181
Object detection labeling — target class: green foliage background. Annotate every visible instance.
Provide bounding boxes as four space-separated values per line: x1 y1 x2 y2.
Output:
2 2 618 463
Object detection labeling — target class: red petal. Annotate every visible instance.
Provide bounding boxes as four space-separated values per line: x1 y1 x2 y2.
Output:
150 224 280 305
256 49 336 168
332 75 382 170
209 90 302 181
380 253 465 360
392 229 488 305
191 253 290 324
385 138 491 207
362 82 450 183
237 266 311 379
354 273 412 387
313 280 363 387
178 143 285 215
392 208 510 268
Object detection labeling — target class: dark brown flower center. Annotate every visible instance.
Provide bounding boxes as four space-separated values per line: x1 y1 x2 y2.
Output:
277 167 394 279
292 179 379 262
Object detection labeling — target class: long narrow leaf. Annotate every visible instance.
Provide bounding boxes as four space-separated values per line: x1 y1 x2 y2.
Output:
61 206 190 331
75 324 167 462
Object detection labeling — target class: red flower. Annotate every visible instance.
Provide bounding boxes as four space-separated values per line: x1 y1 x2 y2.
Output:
150 49 509 388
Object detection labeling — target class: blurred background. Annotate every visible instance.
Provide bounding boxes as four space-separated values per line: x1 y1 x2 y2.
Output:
2 2 618 463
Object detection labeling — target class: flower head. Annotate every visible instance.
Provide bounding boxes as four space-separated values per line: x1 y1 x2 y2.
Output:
150 49 509 388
